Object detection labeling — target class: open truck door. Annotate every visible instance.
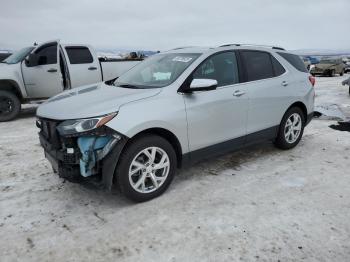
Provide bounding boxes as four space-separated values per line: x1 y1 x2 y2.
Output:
21 41 63 98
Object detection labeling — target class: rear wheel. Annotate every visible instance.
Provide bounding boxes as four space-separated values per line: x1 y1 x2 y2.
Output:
116 135 177 202
0 90 21 122
340 70 344 76
275 107 305 150
329 69 335 77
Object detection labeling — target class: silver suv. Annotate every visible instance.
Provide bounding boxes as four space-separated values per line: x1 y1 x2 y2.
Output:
37 44 315 202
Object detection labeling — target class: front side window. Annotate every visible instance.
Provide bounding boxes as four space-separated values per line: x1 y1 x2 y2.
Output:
65 47 93 64
35 44 57 65
241 51 275 81
192 52 239 87
115 53 201 88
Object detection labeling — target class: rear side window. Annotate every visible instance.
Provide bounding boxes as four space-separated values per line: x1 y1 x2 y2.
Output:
65 46 93 64
271 56 286 76
241 51 274 81
277 52 308 72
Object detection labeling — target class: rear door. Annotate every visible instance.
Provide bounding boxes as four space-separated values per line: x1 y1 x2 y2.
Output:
239 50 290 136
21 41 63 98
183 51 249 153
62 45 102 88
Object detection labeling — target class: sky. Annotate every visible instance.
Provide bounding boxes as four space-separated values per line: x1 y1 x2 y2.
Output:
1 0 349 51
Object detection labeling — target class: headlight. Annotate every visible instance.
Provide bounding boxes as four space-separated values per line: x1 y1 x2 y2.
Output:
57 112 117 136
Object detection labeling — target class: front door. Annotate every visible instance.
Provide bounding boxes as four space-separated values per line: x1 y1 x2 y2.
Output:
183 51 248 154
21 41 63 98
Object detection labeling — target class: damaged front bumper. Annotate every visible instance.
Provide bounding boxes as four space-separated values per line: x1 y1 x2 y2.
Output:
37 118 127 190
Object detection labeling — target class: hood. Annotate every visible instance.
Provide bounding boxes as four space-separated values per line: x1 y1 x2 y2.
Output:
0 62 19 78
36 82 161 120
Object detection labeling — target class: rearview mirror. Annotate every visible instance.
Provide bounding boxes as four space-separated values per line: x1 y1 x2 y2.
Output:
185 78 218 93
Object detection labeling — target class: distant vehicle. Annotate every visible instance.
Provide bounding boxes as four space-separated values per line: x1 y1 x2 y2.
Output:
37 44 315 202
304 56 319 65
310 58 345 77
0 40 142 121
302 57 311 71
342 77 350 95
344 62 350 74
0 52 12 62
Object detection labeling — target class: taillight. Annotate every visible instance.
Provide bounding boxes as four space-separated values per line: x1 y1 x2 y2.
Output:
309 75 315 87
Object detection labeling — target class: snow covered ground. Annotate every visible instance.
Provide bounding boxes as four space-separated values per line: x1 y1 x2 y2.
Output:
1 75 350 262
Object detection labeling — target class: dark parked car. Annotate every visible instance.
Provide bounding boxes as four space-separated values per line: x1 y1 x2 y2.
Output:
344 63 350 74
0 52 12 62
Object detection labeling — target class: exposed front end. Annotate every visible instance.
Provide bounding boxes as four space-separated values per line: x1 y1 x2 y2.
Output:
37 116 127 189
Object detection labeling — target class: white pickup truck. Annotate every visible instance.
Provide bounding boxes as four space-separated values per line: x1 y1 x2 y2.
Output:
0 40 142 121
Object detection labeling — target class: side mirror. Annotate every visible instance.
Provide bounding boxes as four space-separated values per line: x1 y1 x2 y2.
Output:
37 55 47 65
25 53 38 67
184 79 218 93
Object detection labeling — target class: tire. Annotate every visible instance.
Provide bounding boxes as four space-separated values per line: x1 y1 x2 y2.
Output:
330 70 335 77
340 70 344 76
116 135 177 202
0 90 21 122
274 107 305 150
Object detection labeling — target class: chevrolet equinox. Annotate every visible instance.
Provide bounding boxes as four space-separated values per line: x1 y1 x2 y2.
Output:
37 44 315 202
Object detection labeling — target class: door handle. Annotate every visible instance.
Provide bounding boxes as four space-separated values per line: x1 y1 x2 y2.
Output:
88 66 97 71
47 68 57 73
233 90 245 97
281 81 288 87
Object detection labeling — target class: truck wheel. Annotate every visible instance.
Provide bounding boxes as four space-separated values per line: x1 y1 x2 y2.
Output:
0 90 21 122
274 107 305 150
116 135 177 202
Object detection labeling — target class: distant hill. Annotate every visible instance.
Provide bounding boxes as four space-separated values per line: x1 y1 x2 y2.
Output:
97 48 158 59
293 49 350 57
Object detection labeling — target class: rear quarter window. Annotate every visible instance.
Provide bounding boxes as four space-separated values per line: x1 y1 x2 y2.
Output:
65 46 94 64
277 52 308 73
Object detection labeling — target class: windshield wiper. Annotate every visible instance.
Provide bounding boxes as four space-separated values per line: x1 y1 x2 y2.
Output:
117 84 140 89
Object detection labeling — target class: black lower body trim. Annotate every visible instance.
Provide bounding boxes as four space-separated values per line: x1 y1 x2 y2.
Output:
305 112 313 126
182 126 278 167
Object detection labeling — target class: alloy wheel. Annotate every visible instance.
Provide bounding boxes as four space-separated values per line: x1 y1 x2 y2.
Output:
128 146 170 193
0 96 14 116
284 113 302 144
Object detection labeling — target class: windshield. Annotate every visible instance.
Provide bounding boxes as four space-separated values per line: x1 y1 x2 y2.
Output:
2 46 34 64
115 53 201 88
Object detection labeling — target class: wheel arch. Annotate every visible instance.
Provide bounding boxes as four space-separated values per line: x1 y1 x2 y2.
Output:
285 101 308 123
0 80 23 101
126 127 183 168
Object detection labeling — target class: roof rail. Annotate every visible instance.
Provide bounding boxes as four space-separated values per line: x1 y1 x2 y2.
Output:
219 44 285 51
171 46 197 50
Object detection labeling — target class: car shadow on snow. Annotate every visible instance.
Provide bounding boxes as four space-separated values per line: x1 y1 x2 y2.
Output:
55 142 281 208
175 141 280 182
17 106 37 120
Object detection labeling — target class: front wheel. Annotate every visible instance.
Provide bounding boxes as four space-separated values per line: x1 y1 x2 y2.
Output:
116 135 177 202
275 107 305 150
340 70 344 76
0 90 21 122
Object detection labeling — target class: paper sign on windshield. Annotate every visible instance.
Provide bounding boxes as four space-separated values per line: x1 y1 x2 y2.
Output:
172 56 193 63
